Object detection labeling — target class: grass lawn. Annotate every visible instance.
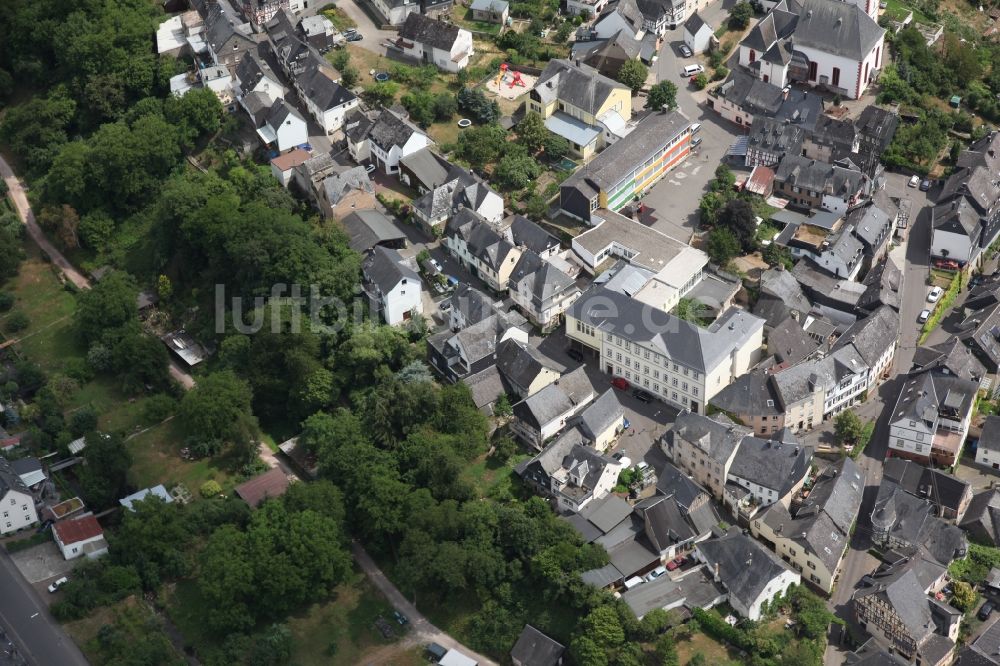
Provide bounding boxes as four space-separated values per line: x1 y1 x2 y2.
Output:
321 6 356 31
127 419 237 495
168 572 416 665
883 0 933 24
675 630 746 665
2 242 80 373
427 119 462 147
461 451 529 499
450 8 503 36
64 596 185 665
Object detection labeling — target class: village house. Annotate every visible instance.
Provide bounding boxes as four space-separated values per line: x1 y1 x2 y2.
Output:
362 247 423 326
0 458 38 535
53 514 108 561
495 338 561 399
340 210 407 254
887 372 978 467
752 457 863 594
708 70 823 130
348 108 432 175
470 0 510 23
510 365 599 448
683 12 713 54
508 250 581 331
318 166 376 220
724 434 812 519
443 210 522 292
772 156 868 216
396 14 474 72
510 625 564 666
428 309 529 382
745 118 807 167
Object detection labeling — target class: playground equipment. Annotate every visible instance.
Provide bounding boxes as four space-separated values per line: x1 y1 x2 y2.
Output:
494 62 508 87
508 70 525 88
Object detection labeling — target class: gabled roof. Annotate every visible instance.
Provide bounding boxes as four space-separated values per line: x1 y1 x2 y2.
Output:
509 251 578 308
399 13 463 51
768 316 821 364
322 166 374 207
512 366 596 430
340 209 405 253
399 147 452 189
0 457 31 499
709 370 783 416
655 461 710 513
882 457 970 517
495 338 556 392
774 155 866 198
533 59 629 117
234 468 290 507
507 215 560 255
786 0 884 61
671 412 752 465
575 389 624 442
683 11 709 34
369 108 424 152
510 625 564 666
697 531 796 610
53 515 104 545
960 488 1000 546
832 305 898 368
730 436 812 496
910 338 987 382
363 246 420 295
296 59 356 111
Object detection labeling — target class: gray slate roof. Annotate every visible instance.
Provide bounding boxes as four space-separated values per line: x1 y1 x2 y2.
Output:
671 411 752 466
709 371 783 417
510 625 564 666
774 155 866 198
399 13 462 51
507 215 560 255
363 246 419 295
340 209 405 253
768 316 821 365
961 488 1000 547
832 305 898 368
697 531 796 613
495 338 556 393
512 365 596 431
730 436 812 497
322 166 374 208
567 286 764 373
575 389 624 442
656 461 710 513
369 108 423 152
509 251 578 309
533 59 628 117
910 338 987 382
0 457 31 500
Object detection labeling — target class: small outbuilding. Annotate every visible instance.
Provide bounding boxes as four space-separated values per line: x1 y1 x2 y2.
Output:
683 12 714 55
510 624 565 666
235 468 291 508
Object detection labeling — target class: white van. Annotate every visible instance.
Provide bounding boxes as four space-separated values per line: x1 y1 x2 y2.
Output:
624 576 644 590
682 64 704 77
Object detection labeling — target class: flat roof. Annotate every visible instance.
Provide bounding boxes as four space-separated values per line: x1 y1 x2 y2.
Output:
545 112 601 148
574 209 702 274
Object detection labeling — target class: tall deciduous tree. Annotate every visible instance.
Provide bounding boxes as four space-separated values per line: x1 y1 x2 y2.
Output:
79 432 132 510
616 59 648 93
646 81 678 110
179 370 259 459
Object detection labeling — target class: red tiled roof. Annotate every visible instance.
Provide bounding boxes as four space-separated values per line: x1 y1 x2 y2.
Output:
270 148 311 172
235 468 290 508
53 515 103 545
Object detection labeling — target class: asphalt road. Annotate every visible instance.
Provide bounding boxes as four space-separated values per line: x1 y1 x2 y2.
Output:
0 551 88 666
824 173 933 663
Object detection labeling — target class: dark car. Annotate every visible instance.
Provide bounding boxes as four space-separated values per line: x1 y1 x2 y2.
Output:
632 389 653 403
393 611 409 625
566 348 584 362
678 44 693 57
919 179 932 191
980 601 995 621
347 33 363 41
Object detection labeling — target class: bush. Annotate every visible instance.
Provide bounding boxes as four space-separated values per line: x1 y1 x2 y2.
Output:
0 292 14 311
4 310 29 333
200 480 223 499
692 73 709 90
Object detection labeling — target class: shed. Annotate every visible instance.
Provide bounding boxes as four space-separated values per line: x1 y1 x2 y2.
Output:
235 468 291 507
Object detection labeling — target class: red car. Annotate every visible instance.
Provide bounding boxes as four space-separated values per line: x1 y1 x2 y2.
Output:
611 377 629 390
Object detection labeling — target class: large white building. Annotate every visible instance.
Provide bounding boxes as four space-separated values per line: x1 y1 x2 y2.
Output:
566 286 764 413
888 372 978 468
0 458 38 536
737 0 884 100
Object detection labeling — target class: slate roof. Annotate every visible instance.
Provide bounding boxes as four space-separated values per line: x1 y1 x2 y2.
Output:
448 283 502 326
715 70 822 129
296 60 356 111
495 338 556 393
768 316 821 364
981 416 1000 454
859 256 902 312
580 494 634 534
960 489 1000 547
774 156 866 198
464 364 508 412
882 458 970 518
580 30 643 72
580 562 625 587
507 215 560 255
534 59 628 116
399 147 451 189
510 625 564 666
730 436 812 497
322 166 373 207
567 286 764 373
854 565 936 640
369 108 423 152
848 203 893 254
754 268 811 328
236 51 281 92
575 389 624 442
0 457 30 499
939 131 1000 216
709 371 783 417
959 301 1000 371
509 251 578 309
655 461 709 513
891 372 978 427
399 13 463 50
786 0 884 61
748 117 806 158
697 531 796 612
620 568 727 619
910 338 987 382
363 246 420 295
512 365 596 431
684 11 708 33
832 305 898 368
635 495 698 552
340 210 405 253
671 412 752 465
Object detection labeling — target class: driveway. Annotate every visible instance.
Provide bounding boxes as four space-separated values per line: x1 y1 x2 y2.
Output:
334 0 397 55
351 542 498 666
9 544 75 585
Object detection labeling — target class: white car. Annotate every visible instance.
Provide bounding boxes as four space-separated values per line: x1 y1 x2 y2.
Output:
690 123 702 134
48 577 68 593
430 258 443 272
908 175 920 188
645 566 667 582
918 309 931 323
927 286 943 303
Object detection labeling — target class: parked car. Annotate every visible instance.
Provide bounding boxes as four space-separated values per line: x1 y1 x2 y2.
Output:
980 601 995 621
613 452 632 468
666 558 681 571
393 611 409 625
689 123 702 134
918 309 931 323
635 461 651 476
934 258 960 270
927 286 943 302
347 33 363 41
611 377 629 390
566 348 584 362
678 44 693 57
908 174 920 188
47 577 68 593
438 300 451 311
365 164 376 174
690 137 703 149
633 388 653 403
430 258 443 272
645 566 667 582
919 179 932 191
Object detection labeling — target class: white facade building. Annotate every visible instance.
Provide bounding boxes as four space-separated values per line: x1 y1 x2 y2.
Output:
0 459 37 536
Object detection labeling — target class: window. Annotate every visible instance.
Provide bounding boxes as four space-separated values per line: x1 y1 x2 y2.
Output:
634 361 640 370
672 378 679 387
625 371 632 379
654 384 660 392
896 439 903 446
831 67 840 87
644 365 650 375
616 353 622 362
20 505 26 511
672 363 679 372
683 368 689 376
808 61 818 81
672 392 678 400
749 49 756 63
693 387 699 396
807 561 816 569
789 548 796 556
654 370 660 379
644 379 650 388
810 574 820 584
682 383 688 391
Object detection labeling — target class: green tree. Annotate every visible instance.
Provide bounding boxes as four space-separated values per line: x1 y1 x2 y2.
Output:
692 73 709 90
646 81 678 110
616 58 649 93
583 605 626 649
570 636 609 666
707 227 740 265
951 581 978 611
516 112 550 153
834 410 865 445
455 123 508 166
341 65 359 88
494 151 541 190
717 199 757 251
729 1 753 29
179 370 259 459
75 271 138 344
433 93 458 121
675 298 707 325
656 634 680 666
457 87 500 124
79 432 132 510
